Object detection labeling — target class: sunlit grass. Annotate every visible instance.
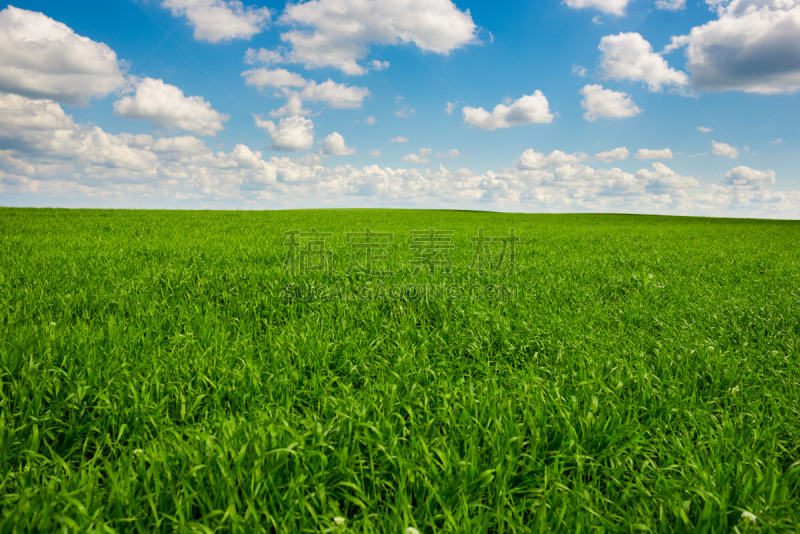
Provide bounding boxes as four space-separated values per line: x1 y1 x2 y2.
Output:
1 208 799 532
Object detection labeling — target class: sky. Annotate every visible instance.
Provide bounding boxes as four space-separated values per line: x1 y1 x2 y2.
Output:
0 0 798 217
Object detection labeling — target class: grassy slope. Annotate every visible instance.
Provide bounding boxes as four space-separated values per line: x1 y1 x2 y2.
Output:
0 208 799 533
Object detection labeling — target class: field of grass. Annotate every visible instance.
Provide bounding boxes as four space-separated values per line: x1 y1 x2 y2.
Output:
1 208 799 533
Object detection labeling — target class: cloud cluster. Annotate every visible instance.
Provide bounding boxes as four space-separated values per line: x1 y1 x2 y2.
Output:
515 150 587 170
276 0 479 75
666 0 800 93
580 84 642 121
321 132 355 156
2 94 795 218
462 92 554 130
600 33 688 91
635 148 674 160
113 78 229 137
403 148 432 164
161 0 271 43
0 6 127 105
711 140 739 159
243 67 370 111
254 115 315 152
595 147 630 162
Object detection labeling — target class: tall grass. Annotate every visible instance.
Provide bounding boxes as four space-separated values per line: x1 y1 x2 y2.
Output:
1 208 798 532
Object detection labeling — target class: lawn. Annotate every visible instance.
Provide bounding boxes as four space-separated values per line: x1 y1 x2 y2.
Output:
1 208 799 532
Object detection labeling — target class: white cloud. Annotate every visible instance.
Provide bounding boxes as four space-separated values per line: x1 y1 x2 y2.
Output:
437 149 460 159
580 84 642 121
724 166 776 188
0 92 158 174
151 136 210 154
635 148 674 160
666 0 800 93
462 92 554 130
572 64 588 77
402 148 432 164
655 0 686 10
254 115 315 152
637 162 699 192
515 149 588 170
712 140 739 159
300 80 370 109
113 78 228 137
0 6 127 105
243 69 370 109
445 101 458 114
365 116 376 125
243 68 308 89
600 33 688 91
161 0 270 43
564 0 633 16
369 149 381 157
244 47 284 66
595 147 630 162
2 103 797 218
769 138 782 144
268 94 311 118
321 132 355 156
698 126 713 133
391 137 409 143
370 60 390 71
277 0 479 75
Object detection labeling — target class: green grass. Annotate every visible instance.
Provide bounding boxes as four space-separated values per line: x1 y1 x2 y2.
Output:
1 208 799 533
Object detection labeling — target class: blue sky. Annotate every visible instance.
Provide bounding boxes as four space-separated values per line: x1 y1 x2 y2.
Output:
0 0 798 217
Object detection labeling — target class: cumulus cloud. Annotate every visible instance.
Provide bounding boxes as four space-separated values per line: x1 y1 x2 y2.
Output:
277 0 478 75
445 101 458 114
637 162 699 192
321 132 355 156
391 137 409 143
711 140 739 159
254 115 315 152
301 80 371 109
698 126 713 133
113 78 228 137
0 92 158 174
595 147 630 162
635 148 674 160
369 149 381 157
666 0 800 93
243 68 370 109
724 165 776 188
268 94 311 118
462 92 554 130
2 103 797 218
365 116 376 125
600 33 689 91
564 0 632 15
515 149 588 170
161 0 270 43
402 148 432 164
244 47 284 66
580 84 642 121
242 68 307 89
0 6 127 105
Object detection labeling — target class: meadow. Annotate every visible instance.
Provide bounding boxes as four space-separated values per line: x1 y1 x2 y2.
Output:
0 208 798 533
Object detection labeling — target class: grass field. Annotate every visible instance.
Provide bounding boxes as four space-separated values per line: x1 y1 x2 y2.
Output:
1 208 799 533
